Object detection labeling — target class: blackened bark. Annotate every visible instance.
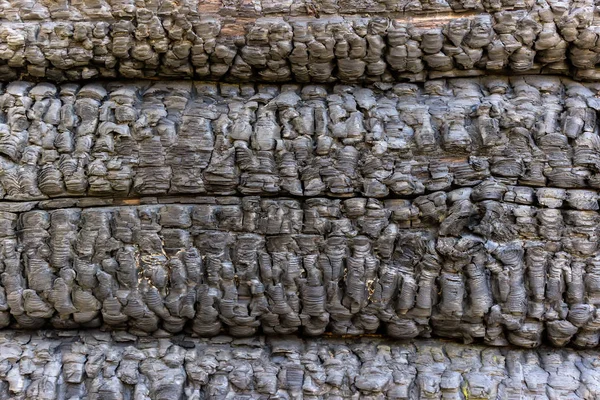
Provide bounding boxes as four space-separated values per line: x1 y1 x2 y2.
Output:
0 3 598 82
0 77 598 200
0 197 595 347
0 331 598 399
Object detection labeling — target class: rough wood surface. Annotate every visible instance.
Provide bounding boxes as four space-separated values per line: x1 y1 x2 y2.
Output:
0 331 599 399
0 77 600 200
0 196 597 347
0 3 598 82
2 0 600 397
0 0 579 19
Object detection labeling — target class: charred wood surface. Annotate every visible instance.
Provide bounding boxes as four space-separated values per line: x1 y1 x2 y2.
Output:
0 197 597 347
0 0 582 19
0 4 598 82
0 331 598 399
3 0 600 398
0 77 600 200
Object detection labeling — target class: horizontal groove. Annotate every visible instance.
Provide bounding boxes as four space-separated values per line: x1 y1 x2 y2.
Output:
0 10 503 23
0 10 508 24
0 183 598 210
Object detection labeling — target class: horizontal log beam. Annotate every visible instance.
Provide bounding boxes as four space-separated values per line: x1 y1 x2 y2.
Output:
0 197 597 347
0 331 597 399
0 0 575 20
0 5 597 82
0 77 599 201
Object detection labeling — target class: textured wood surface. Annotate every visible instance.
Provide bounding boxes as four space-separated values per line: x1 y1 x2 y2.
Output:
2 0 600 398
0 77 599 200
0 196 597 347
0 0 573 19
0 331 599 399
0 76 599 349
0 2 598 82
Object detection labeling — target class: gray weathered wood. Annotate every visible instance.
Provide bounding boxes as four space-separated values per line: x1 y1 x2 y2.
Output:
0 197 596 347
0 77 599 200
0 331 598 399
0 0 563 19
0 4 598 82
1 0 600 396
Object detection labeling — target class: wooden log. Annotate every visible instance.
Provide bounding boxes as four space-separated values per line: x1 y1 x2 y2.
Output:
0 2 597 82
0 77 599 200
0 196 595 347
0 0 565 19
0 331 597 399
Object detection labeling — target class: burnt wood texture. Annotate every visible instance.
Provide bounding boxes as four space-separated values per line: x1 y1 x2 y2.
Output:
1 0 600 398
0 78 599 200
0 1 598 82
0 197 599 347
1 332 600 399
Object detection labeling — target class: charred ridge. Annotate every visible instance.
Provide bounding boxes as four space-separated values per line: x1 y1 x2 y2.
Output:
0 0 584 20
0 4 598 82
0 331 598 399
0 77 599 201
0 196 596 347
